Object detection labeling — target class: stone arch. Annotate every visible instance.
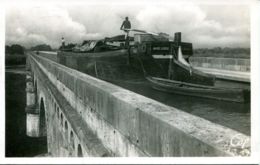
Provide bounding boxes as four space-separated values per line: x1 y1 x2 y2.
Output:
39 97 48 152
60 113 63 126
39 97 47 136
77 144 83 157
37 91 47 153
70 131 75 150
65 121 68 139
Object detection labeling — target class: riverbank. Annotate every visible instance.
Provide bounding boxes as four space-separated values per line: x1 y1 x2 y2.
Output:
5 54 26 66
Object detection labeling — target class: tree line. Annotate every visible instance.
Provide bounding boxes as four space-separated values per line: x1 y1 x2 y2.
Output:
5 45 25 55
193 47 250 58
6 44 250 57
5 44 52 55
194 47 250 55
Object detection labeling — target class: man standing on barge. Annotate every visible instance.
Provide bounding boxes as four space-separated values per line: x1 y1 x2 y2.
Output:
120 17 131 48
120 17 132 63
120 17 131 34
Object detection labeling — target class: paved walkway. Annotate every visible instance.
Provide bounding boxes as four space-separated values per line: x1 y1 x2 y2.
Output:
194 67 250 83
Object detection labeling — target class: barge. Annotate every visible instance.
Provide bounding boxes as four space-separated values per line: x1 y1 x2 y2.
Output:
56 30 250 102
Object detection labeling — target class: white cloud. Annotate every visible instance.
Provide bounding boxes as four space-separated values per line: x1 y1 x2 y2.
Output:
5 3 250 49
6 5 89 48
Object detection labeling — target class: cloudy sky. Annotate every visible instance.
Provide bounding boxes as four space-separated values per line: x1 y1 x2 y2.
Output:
5 2 250 49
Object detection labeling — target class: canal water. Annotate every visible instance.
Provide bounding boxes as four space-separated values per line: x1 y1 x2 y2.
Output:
5 68 47 157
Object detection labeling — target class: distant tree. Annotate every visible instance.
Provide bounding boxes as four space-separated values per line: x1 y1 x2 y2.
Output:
30 44 52 51
212 47 222 54
222 47 231 54
5 45 11 54
6 44 24 55
194 47 250 58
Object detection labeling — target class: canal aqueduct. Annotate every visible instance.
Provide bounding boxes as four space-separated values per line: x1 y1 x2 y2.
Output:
24 51 250 157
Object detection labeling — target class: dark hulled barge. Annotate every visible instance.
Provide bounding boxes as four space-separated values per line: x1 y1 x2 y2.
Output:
56 31 250 103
